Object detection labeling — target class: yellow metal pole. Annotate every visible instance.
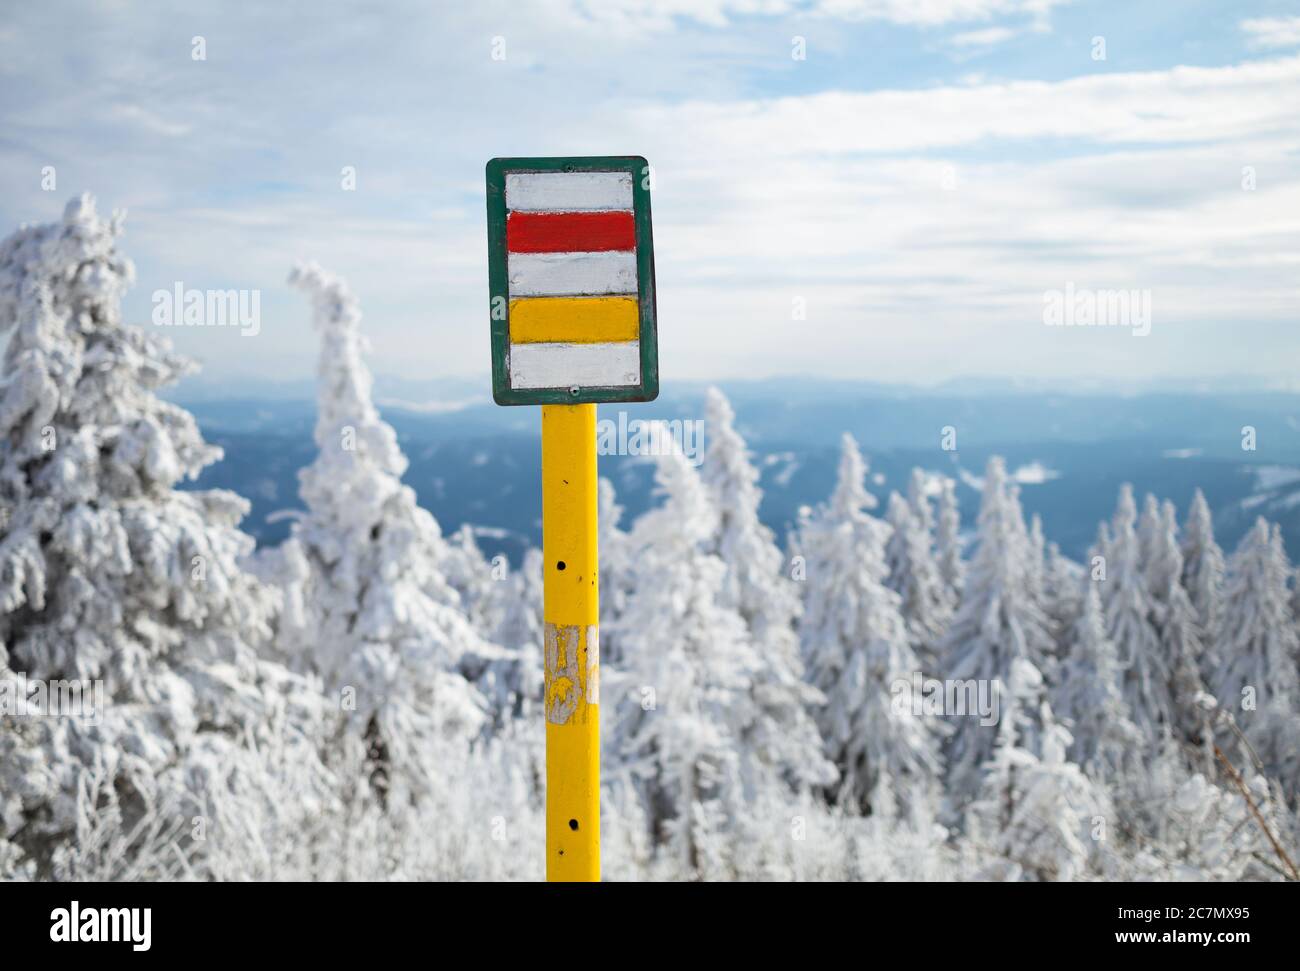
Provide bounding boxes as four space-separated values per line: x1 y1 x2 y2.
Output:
541 403 600 881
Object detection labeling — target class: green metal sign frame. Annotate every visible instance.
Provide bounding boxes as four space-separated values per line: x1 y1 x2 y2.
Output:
485 155 659 406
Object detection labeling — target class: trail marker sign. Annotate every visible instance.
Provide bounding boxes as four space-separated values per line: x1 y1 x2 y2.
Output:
486 156 658 405
485 155 660 881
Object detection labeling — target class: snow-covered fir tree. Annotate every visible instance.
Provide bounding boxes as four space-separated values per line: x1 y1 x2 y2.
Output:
940 457 1053 802
1137 492 1162 576
1053 582 1140 779
934 476 965 601
1291 564 1300 631
700 387 827 790
270 262 489 806
1181 488 1225 674
472 546 544 732
1042 541 1083 657
595 476 634 666
1092 519 1113 572
1213 518 1298 713
1026 512 1048 612
487 548 544 690
968 659 1112 882
442 523 499 633
1013 489 1053 678
907 468 935 535
444 527 542 738
1145 499 1210 751
607 427 830 872
1096 485 1170 740
883 489 952 668
1213 519 1300 801
796 434 940 818
700 387 800 651
0 196 328 877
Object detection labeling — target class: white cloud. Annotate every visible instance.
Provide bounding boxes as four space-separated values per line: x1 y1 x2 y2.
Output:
1241 16 1300 49
108 104 193 138
593 55 1300 381
630 54 1300 157
948 26 1018 48
551 0 1070 32
121 52 1300 383
1012 461 1060 485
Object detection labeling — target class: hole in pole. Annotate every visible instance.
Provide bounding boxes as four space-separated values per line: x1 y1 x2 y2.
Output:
556 561 566 571
568 819 579 831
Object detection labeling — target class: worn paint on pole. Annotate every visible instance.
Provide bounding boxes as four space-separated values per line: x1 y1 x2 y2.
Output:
541 402 600 881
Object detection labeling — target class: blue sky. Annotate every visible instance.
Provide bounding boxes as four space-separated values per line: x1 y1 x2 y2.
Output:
1 0 1298 390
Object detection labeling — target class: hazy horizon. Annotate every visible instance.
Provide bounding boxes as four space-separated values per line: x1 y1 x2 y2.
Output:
167 369 1300 402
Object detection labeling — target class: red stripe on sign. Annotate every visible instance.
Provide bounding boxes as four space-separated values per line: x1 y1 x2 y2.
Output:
507 211 635 253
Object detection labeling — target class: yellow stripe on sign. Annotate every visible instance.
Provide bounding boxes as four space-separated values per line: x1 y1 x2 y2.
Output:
510 296 638 344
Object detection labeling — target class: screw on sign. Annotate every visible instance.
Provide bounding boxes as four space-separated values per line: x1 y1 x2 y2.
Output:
485 157 658 881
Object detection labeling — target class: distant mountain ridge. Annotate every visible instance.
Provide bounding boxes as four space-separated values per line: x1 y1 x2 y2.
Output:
176 381 1300 568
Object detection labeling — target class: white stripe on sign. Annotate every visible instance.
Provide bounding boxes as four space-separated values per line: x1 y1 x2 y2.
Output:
509 342 641 389
508 251 637 297
505 171 634 212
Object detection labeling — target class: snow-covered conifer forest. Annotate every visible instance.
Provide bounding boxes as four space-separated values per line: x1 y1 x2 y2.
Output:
2 198 1298 882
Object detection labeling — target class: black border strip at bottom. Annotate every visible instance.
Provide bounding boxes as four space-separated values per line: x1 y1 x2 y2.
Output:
0 879 1283 958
